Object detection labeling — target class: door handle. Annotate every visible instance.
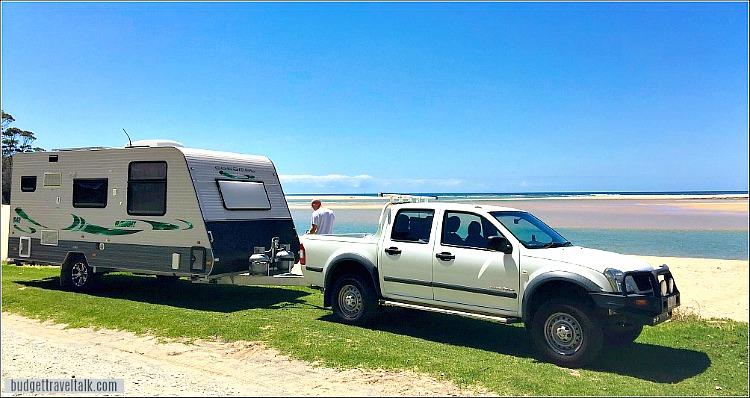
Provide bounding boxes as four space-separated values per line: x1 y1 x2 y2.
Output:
436 252 455 261
385 247 402 255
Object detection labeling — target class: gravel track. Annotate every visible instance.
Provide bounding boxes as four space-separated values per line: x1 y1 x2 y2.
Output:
1 312 491 397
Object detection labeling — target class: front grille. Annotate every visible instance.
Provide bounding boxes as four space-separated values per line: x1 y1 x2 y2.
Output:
623 269 678 297
631 272 653 292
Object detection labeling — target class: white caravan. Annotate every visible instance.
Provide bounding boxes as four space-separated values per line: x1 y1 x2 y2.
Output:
6 140 301 290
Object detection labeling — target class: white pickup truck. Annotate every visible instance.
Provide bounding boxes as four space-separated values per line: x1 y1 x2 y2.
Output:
298 200 680 368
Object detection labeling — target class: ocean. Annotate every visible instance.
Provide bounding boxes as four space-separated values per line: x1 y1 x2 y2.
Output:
288 191 749 260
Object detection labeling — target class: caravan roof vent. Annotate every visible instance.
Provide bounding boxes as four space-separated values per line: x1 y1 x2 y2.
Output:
129 139 184 148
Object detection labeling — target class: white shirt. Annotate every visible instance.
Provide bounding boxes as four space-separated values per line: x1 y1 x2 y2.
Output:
311 207 335 234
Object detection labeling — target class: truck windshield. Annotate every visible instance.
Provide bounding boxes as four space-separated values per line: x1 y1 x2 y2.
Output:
490 211 571 249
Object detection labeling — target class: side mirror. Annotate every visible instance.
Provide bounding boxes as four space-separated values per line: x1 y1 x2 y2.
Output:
488 236 513 254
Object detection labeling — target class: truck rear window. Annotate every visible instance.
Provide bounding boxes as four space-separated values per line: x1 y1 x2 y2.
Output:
391 209 434 243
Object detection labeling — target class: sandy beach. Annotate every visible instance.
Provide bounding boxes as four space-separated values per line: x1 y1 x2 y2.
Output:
289 193 749 233
636 256 748 322
1 255 747 397
287 194 748 230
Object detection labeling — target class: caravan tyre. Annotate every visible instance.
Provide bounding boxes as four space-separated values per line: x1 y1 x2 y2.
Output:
62 256 97 291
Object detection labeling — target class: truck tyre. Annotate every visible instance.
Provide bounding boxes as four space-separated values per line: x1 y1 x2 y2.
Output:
331 274 377 326
604 321 643 347
531 299 603 368
61 255 98 292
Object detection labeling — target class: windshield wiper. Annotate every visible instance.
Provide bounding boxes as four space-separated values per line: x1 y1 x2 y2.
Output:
542 241 572 248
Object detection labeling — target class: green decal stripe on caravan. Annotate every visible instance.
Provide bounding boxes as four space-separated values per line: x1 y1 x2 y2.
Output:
62 214 142 236
14 208 47 228
219 170 255 180
177 219 194 230
13 225 36 234
63 214 84 231
135 220 180 231
14 209 192 236
79 223 142 236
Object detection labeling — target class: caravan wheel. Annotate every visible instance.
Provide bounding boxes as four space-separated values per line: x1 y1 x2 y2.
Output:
61 255 98 291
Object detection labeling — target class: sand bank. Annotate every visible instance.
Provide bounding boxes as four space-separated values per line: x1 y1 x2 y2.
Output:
663 201 748 212
289 195 749 231
287 194 749 212
637 256 749 323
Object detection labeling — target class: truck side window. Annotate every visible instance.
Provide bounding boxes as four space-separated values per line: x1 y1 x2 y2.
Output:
128 161 167 216
391 209 434 243
442 212 501 249
73 178 108 208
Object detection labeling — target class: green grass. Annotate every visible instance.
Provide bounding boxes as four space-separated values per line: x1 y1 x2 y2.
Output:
2 263 748 396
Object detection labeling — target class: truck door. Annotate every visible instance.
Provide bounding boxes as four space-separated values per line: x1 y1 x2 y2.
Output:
432 211 520 315
378 208 435 302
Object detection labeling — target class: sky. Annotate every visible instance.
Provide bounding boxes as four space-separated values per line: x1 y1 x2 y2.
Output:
1 1 748 194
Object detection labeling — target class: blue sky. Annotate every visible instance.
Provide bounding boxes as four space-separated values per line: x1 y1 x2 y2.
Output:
2 1 748 194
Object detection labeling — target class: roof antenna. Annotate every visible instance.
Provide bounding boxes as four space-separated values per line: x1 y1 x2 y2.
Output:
123 129 132 147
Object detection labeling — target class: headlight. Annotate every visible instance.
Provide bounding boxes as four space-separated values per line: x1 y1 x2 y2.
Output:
604 268 638 293
604 268 624 293
623 275 638 293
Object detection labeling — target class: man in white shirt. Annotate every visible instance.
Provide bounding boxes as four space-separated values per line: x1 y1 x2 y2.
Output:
307 199 335 234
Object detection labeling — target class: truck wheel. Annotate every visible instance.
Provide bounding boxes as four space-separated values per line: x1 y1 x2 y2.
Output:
61 255 98 291
531 299 603 368
604 321 643 347
331 274 377 326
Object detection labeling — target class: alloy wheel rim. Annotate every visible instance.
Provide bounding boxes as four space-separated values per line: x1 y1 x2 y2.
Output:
71 262 88 287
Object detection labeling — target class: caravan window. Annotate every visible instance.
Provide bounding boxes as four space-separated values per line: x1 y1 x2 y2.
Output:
217 180 271 210
21 176 37 192
73 179 108 208
128 161 167 216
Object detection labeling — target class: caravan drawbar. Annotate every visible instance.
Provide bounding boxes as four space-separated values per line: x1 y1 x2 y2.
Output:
6 140 302 289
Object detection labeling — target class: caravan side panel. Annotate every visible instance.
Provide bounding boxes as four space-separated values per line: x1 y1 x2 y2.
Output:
7 147 212 275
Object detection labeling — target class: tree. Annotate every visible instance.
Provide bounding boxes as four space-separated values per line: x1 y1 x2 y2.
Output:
2 110 43 204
